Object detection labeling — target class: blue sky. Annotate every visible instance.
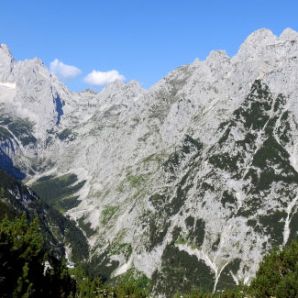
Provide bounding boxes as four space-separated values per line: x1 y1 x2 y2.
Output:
1 0 298 91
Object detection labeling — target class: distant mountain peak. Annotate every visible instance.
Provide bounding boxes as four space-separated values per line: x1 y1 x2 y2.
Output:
0 43 12 58
0 43 14 79
280 27 298 41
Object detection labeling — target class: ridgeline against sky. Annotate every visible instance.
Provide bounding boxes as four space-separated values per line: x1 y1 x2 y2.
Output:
0 0 297 91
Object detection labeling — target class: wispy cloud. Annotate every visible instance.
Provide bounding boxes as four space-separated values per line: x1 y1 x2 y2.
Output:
84 70 125 86
50 59 81 79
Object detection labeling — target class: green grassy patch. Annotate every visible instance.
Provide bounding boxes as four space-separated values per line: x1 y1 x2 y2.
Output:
101 205 119 225
110 242 132 259
31 174 85 212
109 269 151 297
175 234 188 245
127 174 146 188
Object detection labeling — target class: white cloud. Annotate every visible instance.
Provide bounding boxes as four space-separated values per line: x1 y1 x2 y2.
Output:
84 70 125 86
50 59 81 79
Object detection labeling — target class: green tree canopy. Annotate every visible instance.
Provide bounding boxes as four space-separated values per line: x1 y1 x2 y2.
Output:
0 215 75 298
250 240 298 298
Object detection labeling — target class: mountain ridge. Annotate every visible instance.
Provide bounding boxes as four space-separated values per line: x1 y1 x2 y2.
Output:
1 28 298 296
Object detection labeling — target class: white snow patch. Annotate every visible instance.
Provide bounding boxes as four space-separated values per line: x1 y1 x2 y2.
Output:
0 82 16 89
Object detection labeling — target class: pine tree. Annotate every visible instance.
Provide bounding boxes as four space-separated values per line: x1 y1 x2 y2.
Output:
0 215 76 298
250 240 298 297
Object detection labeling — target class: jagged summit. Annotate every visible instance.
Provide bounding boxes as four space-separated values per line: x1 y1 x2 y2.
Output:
244 28 276 44
0 43 12 58
1 28 298 296
279 27 298 41
0 43 14 79
206 50 230 61
191 28 295 67
101 79 144 95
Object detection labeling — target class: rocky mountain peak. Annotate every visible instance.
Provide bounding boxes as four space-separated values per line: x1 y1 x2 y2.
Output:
236 28 277 59
0 43 13 59
206 50 230 63
279 27 298 42
0 43 14 79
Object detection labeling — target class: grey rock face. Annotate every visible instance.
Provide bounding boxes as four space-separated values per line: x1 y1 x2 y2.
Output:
1 28 298 295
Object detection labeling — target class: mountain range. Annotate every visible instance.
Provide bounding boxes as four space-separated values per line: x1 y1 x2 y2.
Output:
1 28 298 296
